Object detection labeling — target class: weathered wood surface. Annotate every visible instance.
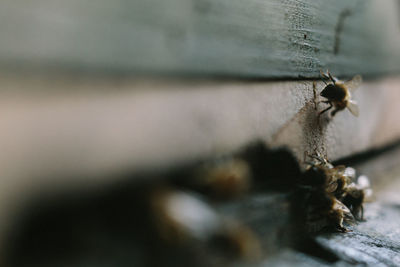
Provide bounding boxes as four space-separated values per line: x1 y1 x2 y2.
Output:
1 0 400 78
0 75 399 193
0 75 399 192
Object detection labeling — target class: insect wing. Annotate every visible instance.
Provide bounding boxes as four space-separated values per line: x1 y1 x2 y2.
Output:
363 188 374 202
347 100 359 117
343 167 356 179
344 75 362 93
357 175 370 189
326 180 338 193
333 165 346 175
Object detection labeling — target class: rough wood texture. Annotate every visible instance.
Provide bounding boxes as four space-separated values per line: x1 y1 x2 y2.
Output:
1 0 400 78
0 75 399 192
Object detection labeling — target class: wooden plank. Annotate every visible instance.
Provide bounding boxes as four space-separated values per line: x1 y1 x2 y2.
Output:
1 0 400 78
0 74 399 193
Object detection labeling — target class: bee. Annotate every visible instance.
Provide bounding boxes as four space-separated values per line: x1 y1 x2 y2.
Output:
326 197 354 232
341 175 372 220
149 188 261 260
330 166 356 199
303 188 354 233
192 158 251 200
318 70 362 117
149 188 222 243
302 152 352 197
299 152 357 232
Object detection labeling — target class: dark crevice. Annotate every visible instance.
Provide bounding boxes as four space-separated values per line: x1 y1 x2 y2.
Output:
333 139 400 166
333 8 353 55
0 60 395 84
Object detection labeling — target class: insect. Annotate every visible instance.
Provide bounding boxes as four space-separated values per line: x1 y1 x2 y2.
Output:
192 158 251 200
149 187 261 259
317 70 362 117
341 175 372 220
149 188 221 243
302 152 351 196
299 152 358 232
326 197 355 232
302 187 354 233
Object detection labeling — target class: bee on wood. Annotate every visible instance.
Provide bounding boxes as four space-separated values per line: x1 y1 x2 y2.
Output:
317 70 362 117
149 188 261 260
192 158 251 200
149 188 222 243
299 152 358 232
331 166 356 199
303 188 354 233
302 152 351 197
341 175 372 220
326 197 355 232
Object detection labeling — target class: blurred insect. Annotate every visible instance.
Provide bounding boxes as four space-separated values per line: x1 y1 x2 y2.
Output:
326 196 355 232
150 188 222 243
192 158 251 200
317 70 362 117
300 152 359 232
333 166 356 199
341 175 372 220
302 188 354 233
149 188 261 260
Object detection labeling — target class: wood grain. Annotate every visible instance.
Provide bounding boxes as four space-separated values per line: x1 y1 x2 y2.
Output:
0 0 400 78
0 74 399 194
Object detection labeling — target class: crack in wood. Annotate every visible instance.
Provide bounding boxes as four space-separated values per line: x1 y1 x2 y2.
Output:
334 8 353 55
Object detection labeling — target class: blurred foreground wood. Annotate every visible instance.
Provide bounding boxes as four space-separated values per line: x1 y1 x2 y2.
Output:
4 121 400 266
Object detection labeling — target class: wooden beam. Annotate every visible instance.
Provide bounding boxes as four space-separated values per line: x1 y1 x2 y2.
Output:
0 0 400 78
0 75 399 193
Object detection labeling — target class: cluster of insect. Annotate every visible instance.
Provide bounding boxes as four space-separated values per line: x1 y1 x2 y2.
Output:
315 70 362 117
299 152 372 233
149 157 261 262
145 142 372 266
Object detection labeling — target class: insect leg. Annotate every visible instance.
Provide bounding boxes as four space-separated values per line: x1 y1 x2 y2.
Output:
320 70 329 80
328 71 336 84
308 154 325 164
360 205 364 221
331 108 339 117
315 100 330 109
319 102 332 116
